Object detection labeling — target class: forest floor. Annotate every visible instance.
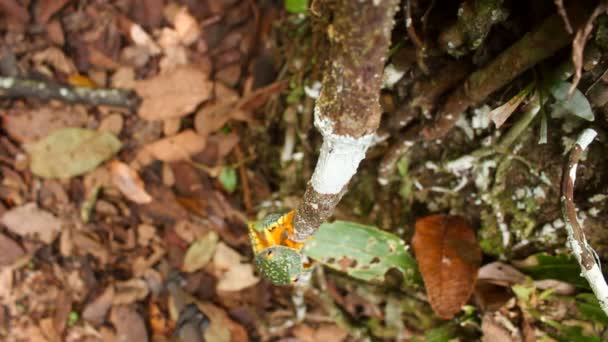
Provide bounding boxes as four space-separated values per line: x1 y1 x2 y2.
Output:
0 0 607 341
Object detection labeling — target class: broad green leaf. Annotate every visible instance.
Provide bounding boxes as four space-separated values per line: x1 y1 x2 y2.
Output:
516 253 589 289
285 0 308 13
549 81 594 121
303 220 419 285
27 128 121 179
218 167 237 193
576 293 608 326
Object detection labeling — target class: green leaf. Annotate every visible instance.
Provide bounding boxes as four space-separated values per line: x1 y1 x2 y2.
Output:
576 293 608 326
27 128 121 179
549 81 594 121
303 220 419 285
517 253 589 289
218 167 237 193
423 325 453 342
547 320 601 342
285 0 308 13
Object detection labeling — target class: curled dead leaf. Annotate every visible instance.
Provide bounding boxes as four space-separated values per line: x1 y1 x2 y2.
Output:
110 161 152 204
412 214 482 319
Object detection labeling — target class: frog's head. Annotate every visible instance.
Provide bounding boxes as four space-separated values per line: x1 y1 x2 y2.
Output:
254 245 307 285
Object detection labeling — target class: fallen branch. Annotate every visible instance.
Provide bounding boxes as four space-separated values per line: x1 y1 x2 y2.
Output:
422 5 590 141
561 128 608 315
290 0 399 242
0 76 140 109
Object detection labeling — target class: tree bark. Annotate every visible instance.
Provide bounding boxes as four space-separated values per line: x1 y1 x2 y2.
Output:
291 0 399 242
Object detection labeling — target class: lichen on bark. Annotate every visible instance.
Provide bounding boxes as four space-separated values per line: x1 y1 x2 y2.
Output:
291 0 400 242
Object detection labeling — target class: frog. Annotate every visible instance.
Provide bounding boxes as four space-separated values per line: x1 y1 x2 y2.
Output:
248 211 311 285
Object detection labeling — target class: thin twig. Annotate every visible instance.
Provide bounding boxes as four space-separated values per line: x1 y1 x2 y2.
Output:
234 144 253 214
0 76 140 109
554 0 573 34
560 128 608 315
569 4 608 96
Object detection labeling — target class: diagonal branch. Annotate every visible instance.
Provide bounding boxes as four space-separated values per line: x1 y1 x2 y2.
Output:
290 0 400 242
560 128 608 315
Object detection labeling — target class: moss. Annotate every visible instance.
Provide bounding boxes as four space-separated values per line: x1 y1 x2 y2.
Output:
479 209 505 255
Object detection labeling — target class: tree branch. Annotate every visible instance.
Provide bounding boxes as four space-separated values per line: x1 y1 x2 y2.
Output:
0 76 140 109
561 128 608 315
291 0 400 242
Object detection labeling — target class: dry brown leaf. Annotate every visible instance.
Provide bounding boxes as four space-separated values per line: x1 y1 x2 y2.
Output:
412 214 482 319
0 233 24 266
182 231 219 273
72 231 109 264
1 203 62 244
98 113 124 135
110 305 149 342
196 302 233 342
109 160 152 204
213 242 259 292
0 0 30 24
478 262 526 287
481 312 521 342
34 0 70 24
113 278 149 305
144 129 206 162
3 107 88 144
129 23 161 55
32 47 77 75
82 286 114 325
135 65 212 120
111 67 136 89
173 6 200 45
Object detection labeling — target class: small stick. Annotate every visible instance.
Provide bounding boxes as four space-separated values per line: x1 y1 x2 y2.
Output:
234 145 253 214
560 128 608 315
0 76 140 109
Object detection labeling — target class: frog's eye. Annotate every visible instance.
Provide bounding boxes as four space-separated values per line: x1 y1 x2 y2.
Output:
263 249 274 259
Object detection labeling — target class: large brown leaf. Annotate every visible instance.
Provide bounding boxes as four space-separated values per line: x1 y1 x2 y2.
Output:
412 214 482 319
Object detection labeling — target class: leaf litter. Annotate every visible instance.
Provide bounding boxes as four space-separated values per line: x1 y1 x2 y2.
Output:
0 0 602 340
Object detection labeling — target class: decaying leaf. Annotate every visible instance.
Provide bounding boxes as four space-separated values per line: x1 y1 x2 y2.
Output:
144 129 206 162
489 84 532 128
0 233 24 266
182 231 219 273
412 214 482 319
303 220 418 285
173 6 200 45
113 278 149 305
109 160 152 204
478 261 526 287
135 64 212 120
2 107 89 144
82 286 114 326
110 305 149 342
213 242 259 292
1 202 63 244
27 128 121 179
